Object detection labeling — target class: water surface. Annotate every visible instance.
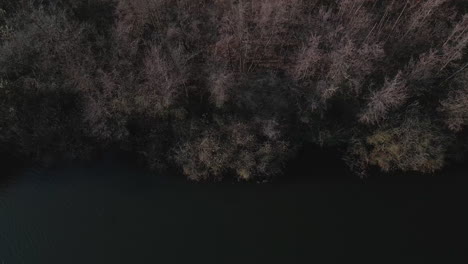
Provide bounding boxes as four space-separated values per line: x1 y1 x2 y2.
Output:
0 155 466 263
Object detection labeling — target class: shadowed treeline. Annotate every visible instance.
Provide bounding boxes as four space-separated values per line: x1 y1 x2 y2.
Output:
1 0 468 180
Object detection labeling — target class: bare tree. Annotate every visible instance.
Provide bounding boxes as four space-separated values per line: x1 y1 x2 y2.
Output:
359 72 408 124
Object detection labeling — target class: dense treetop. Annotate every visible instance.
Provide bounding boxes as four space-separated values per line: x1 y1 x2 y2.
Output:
1 0 467 180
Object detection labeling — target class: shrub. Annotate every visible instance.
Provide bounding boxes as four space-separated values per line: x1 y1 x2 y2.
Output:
174 119 290 181
348 114 449 174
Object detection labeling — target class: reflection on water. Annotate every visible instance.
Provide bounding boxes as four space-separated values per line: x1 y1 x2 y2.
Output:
0 154 466 264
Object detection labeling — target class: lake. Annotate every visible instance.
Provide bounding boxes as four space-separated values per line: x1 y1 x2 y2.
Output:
0 152 466 264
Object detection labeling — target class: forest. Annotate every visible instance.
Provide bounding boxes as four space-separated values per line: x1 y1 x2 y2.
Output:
1 0 468 180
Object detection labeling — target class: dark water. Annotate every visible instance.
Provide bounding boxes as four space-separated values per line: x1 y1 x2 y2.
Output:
0 154 467 264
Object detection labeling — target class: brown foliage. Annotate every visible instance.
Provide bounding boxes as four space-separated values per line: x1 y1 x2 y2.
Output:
348 114 449 174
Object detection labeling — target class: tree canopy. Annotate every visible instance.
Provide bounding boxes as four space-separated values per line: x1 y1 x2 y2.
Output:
1 0 468 180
